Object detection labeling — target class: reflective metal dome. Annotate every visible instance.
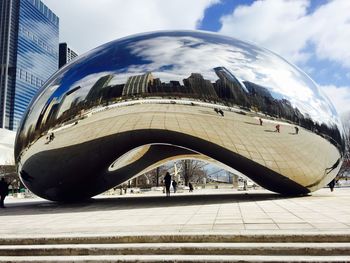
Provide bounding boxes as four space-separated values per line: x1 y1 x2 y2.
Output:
15 31 345 201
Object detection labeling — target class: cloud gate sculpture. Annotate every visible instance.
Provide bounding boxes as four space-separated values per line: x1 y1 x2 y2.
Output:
15 31 344 201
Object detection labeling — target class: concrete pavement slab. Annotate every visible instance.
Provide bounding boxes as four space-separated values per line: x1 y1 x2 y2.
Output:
1 188 350 236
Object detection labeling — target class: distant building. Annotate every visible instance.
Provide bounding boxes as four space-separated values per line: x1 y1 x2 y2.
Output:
183 73 218 100
0 0 59 130
214 67 249 106
59 43 78 68
243 81 273 99
148 79 185 95
100 84 124 102
85 75 114 103
35 97 59 130
122 72 153 96
243 80 276 114
56 86 82 119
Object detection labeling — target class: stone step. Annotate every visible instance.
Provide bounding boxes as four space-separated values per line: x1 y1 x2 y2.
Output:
0 255 348 262
0 243 350 257
1 233 350 245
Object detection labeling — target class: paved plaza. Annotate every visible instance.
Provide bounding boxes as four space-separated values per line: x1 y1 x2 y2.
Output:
1 187 350 237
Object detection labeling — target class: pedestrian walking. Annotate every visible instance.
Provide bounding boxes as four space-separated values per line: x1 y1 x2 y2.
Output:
172 180 177 193
295 126 299 134
275 124 280 133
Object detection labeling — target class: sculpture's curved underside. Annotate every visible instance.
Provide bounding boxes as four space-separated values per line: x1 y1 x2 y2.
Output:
15 31 344 201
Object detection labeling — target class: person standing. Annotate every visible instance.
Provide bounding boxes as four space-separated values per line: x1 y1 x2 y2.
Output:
328 179 336 192
0 178 10 208
164 172 172 197
172 180 177 194
294 126 299 134
189 182 194 192
275 124 280 133
243 179 248 191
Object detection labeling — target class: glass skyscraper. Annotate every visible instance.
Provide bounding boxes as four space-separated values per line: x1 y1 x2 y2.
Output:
0 0 58 130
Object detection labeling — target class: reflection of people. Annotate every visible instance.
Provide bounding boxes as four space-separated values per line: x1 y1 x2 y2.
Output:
189 182 194 192
46 132 55 144
214 108 224 116
274 124 280 133
259 118 263 126
294 127 299 134
328 179 336 192
172 180 177 193
0 178 10 208
325 158 341 175
164 172 171 197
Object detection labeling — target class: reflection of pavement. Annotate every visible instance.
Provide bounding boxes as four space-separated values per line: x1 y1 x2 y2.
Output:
1 188 350 236
22 103 340 191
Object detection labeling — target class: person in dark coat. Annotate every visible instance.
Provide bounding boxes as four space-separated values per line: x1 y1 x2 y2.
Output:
172 180 177 193
189 182 194 192
0 178 10 208
164 172 172 197
328 179 336 192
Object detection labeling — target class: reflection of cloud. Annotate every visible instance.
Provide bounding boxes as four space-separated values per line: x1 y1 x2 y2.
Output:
19 32 342 139
234 51 339 126
69 72 114 100
124 34 339 126
126 36 252 82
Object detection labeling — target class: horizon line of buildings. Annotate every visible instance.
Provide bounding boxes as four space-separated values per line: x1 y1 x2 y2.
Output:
27 67 342 152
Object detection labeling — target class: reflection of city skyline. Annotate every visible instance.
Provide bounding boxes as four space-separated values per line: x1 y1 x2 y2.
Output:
26 66 343 153
14 31 344 202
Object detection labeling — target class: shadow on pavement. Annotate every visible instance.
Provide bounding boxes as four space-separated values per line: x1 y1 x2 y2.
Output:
1 192 306 216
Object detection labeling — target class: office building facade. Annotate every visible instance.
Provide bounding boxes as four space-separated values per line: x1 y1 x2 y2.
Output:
59 42 78 68
0 0 58 130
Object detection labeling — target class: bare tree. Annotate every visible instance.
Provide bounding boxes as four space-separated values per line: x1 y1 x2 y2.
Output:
136 160 208 187
0 163 19 191
139 165 170 187
179 159 207 186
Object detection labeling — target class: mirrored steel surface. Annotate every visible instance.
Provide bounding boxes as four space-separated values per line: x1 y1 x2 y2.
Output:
15 31 345 201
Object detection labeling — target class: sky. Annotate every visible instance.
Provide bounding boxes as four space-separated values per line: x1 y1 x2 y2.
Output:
42 0 350 115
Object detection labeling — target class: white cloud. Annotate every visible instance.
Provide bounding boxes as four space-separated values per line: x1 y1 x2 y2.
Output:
42 0 219 54
219 0 350 68
320 84 350 114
